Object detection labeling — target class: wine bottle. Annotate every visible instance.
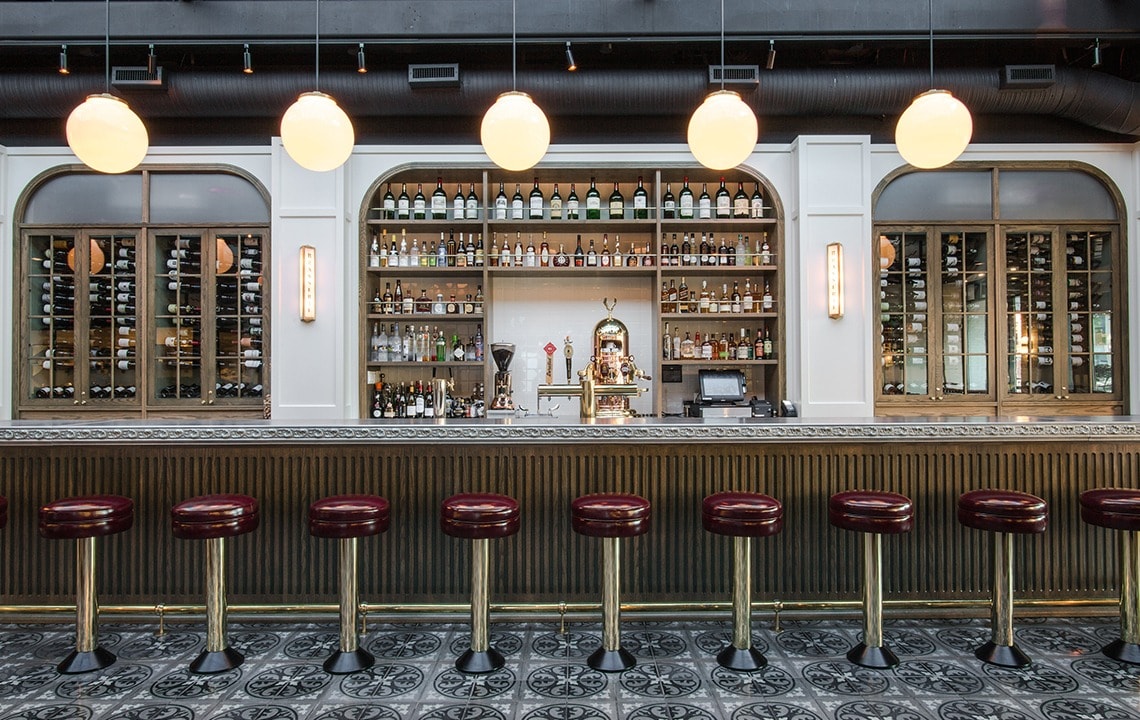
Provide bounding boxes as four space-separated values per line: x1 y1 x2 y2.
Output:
511 183 525 220
679 177 694 219
750 182 765 218
566 183 580 220
529 178 544 220
383 183 397 219
633 176 648 219
609 182 625 220
698 183 712 219
574 235 585 267
474 233 485 266
453 183 466 220
413 183 427 219
549 184 563 219
661 183 676 219
586 178 602 220
397 183 411 219
494 182 508 220
733 183 749 218
715 177 731 218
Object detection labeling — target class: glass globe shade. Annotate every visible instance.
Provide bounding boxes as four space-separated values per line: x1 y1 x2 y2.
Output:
480 91 551 172
895 89 973 169
687 90 758 170
65 93 149 174
216 238 235 274
280 91 355 172
66 239 106 275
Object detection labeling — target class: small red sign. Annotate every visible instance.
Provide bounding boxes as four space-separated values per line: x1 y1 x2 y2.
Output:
543 342 557 356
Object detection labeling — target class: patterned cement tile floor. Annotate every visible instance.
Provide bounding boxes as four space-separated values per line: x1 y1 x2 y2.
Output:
0 616 1138 719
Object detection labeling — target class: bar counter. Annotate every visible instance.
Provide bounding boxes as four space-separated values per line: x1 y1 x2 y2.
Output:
0 416 1136 616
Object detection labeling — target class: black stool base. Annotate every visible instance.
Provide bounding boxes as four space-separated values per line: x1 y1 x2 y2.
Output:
1103 639 1140 665
456 648 505 674
975 641 1032 668
588 647 636 673
716 645 767 672
189 647 245 674
846 642 899 669
324 648 375 675
58 646 116 674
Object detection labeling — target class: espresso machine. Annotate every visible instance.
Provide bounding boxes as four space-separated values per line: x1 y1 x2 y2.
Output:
491 342 516 410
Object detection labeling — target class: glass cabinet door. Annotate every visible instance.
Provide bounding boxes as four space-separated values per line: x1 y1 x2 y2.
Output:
26 233 79 402
939 231 990 397
1064 230 1115 397
91 233 141 401
153 233 205 401
1004 231 1057 397
879 231 929 396
214 233 266 401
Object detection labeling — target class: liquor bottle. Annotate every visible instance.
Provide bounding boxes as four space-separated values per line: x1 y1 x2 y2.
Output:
751 182 765 218
494 182 508 220
633 177 649 219
513 233 523 266
586 238 598 266
408 238 420 266
467 183 480 220
680 331 695 359
415 289 432 314
446 295 459 314
680 233 693 266
383 183 397 219
735 234 747 265
668 278 678 312
500 237 511 267
609 182 625 219
731 282 742 313
529 178 544 219
600 235 611 267
742 279 754 313
413 183 427 219
549 184 563 219
660 281 670 313
670 234 680 266
540 232 551 267
369 322 382 361
397 183 411 219
678 276 690 313
445 231 458 267
763 326 774 358
760 234 772 265
719 235 733 266
525 235 537 267
679 176 694 219
453 183 466 220
586 178 602 220
698 183 712 219
613 238 623 267
511 183 525 220
733 183 750 218
431 177 447 219
435 330 447 361
574 235 585 267
566 183 580 220
754 329 765 359
387 240 399 267
662 183 676 219
474 284 484 313
699 233 712 266
762 279 773 310
474 324 484 361
738 328 752 360
392 279 404 314
662 321 673 360
715 177 731 218
466 233 476 266
554 243 570 267
698 281 711 313
701 332 714 360
474 233 485 266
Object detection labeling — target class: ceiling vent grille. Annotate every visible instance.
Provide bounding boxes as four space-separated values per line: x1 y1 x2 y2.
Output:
111 66 165 88
708 65 760 86
408 63 460 88
1001 64 1056 89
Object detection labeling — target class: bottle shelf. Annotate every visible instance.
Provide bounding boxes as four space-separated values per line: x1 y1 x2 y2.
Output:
662 359 779 365
365 218 484 227
486 266 656 275
368 361 483 368
486 219 656 231
367 265 486 274
659 264 778 274
660 312 778 320
661 217 777 226
368 313 484 320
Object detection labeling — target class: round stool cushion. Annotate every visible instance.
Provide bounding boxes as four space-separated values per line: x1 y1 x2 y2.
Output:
310 494 390 539
39 495 134 539
172 494 260 540
1080 488 1140 531
0 496 7 530
571 493 651 538
440 493 520 540
829 491 913 535
958 489 1047 534
702 492 783 537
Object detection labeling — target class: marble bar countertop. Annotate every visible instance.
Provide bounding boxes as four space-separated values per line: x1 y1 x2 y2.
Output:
0 415 1138 445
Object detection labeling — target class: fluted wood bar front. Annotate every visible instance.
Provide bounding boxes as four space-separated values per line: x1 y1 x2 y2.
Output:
0 418 1136 616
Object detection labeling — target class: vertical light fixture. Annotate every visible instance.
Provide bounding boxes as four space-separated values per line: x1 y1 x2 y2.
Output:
894 0 972 169
146 44 157 75
299 245 317 322
65 0 149 174
687 0 758 170
480 0 550 172
765 40 776 70
356 43 367 74
565 42 577 72
58 44 70 75
827 243 844 319
242 43 253 74
280 0 356 172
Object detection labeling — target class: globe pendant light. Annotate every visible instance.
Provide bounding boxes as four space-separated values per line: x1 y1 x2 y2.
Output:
280 0 355 172
66 0 148 174
687 0 758 170
895 0 972 168
480 0 550 172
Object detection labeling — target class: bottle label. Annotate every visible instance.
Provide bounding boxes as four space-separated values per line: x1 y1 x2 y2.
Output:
610 200 623 216
453 199 465 219
664 200 676 214
698 198 711 219
751 198 764 218
414 198 426 214
716 196 730 214
530 197 543 218
550 198 563 218
384 198 396 213
586 196 601 212
734 198 749 215
431 196 446 215
495 197 508 219
634 196 647 210
566 199 579 217
511 199 524 220
680 196 694 215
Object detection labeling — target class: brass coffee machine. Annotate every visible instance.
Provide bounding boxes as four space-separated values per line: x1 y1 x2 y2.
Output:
491 342 516 410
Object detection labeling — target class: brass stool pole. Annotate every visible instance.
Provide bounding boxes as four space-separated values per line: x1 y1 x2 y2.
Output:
339 537 359 654
470 538 490 654
731 536 751 651
601 536 621 652
205 537 227 654
863 533 884 649
75 537 98 654
991 532 1014 648
1122 531 1140 645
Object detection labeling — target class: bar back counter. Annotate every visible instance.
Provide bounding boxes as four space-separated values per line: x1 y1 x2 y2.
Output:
0 417 1136 619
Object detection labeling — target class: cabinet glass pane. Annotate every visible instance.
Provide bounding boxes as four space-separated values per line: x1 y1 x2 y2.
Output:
874 172 992 221
27 234 77 399
1005 232 1055 395
999 171 1117 221
1065 231 1114 394
154 234 204 399
24 175 143 225
216 233 265 399
941 231 988 394
879 231 928 396
91 234 139 399
149 174 270 224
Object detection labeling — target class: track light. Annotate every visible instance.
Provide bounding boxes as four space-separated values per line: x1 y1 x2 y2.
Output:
565 41 577 72
765 40 776 70
1092 38 1102 68
357 43 367 73
147 44 156 75
58 44 69 75
243 43 253 74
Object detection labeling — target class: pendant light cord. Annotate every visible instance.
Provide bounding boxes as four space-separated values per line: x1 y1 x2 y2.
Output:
314 0 321 91
103 0 110 93
719 0 725 90
928 0 934 87
511 0 517 91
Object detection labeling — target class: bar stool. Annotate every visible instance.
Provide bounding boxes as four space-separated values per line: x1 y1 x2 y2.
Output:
958 489 1047 668
172 493 259 674
441 493 520 673
309 494 390 674
829 490 913 668
1080 488 1140 664
702 491 783 671
571 493 650 672
39 495 134 674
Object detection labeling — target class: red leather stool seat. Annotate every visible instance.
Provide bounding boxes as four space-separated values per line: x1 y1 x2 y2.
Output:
441 493 520 540
0 495 7 529
172 494 260 540
1081 489 1140 532
40 495 134 539
829 491 913 535
958 490 1047 534
310 495 391 539
572 494 651 538
702 492 783 537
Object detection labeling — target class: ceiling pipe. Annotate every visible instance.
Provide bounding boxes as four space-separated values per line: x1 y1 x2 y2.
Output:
1 65 1138 136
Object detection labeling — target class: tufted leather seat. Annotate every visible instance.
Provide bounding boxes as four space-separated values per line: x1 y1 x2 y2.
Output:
40 495 134 539
829 491 913 535
310 494 390 539
441 493 520 540
172 494 259 540
958 490 1047 534
1080 489 1140 532
571 493 651 538
703 492 783 537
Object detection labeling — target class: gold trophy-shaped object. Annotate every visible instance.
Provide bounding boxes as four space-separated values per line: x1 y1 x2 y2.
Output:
491 343 516 410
